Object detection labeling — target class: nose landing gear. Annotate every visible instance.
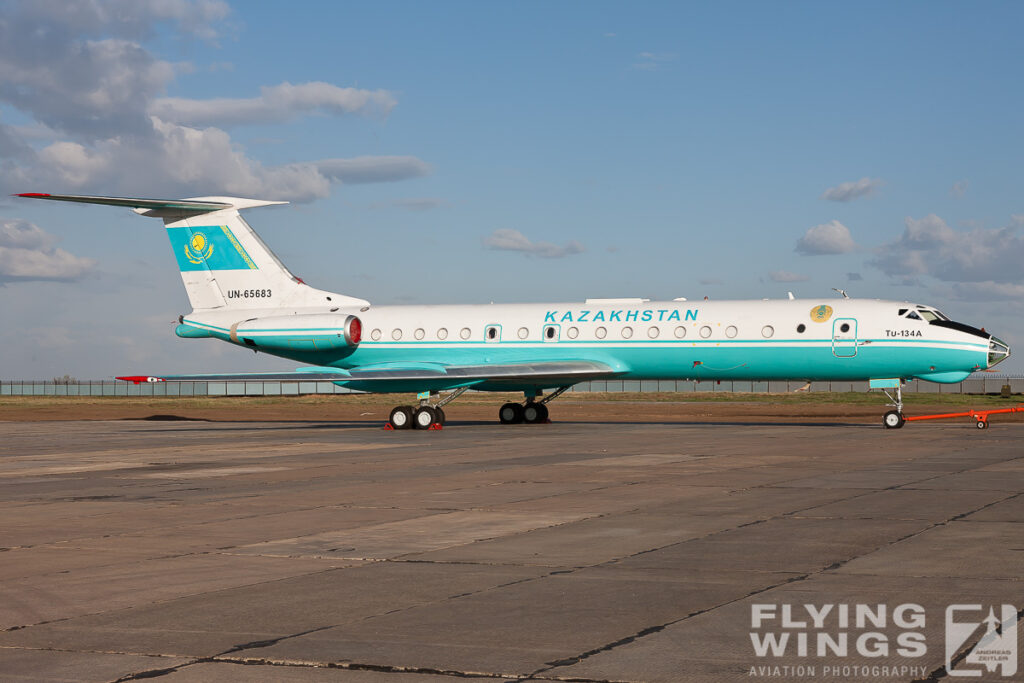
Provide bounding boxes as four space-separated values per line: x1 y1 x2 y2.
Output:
879 380 906 429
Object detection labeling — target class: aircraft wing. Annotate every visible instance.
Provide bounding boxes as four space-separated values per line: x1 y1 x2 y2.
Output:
117 360 618 392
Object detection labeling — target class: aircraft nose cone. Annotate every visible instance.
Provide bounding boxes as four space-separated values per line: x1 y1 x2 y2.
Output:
988 336 1011 368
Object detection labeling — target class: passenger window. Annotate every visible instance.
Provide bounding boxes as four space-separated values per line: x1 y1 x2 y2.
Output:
460 327 471 340
437 328 448 340
486 326 499 341
566 326 579 339
544 325 558 341
622 326 633 339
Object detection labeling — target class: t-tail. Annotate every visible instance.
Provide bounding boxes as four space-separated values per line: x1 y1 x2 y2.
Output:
14 193 368 312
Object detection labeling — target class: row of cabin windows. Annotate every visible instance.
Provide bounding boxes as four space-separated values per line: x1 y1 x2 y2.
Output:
364 323 834 341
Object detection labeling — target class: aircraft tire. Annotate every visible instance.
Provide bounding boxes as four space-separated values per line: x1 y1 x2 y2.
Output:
975 420 988 430
435 407 446 425
499 402 524 424
413 406 437 429
523 403 549 424
883 410 905 429
389 406 413 429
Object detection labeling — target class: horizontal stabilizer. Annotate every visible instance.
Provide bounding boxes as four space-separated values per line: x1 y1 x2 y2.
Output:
14 193 287 213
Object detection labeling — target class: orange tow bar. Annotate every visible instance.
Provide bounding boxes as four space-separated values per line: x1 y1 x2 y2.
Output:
903 404 1024 430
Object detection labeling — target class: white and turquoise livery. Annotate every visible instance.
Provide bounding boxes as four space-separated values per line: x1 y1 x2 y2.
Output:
16 193 1011 430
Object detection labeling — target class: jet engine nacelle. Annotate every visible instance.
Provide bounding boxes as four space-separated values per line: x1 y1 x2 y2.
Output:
229 313 361 352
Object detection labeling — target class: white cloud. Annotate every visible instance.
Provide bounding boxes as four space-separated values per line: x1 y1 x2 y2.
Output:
0 4 427 203
820 177 882 202
0 218 95 283
150 82 397 127
796 219 857 255
633 52 677 70
483 229 585 259
14 0 231 42
768 270 809 283
870 214 1024 284
950 179 969 198
951 281 1024 301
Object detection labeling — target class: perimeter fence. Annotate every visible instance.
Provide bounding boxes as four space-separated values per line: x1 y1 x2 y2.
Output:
2 376 1022 397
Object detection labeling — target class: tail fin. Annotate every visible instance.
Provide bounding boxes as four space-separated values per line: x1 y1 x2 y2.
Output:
14 193 369 311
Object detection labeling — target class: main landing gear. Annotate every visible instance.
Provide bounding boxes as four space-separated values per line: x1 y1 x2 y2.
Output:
882 382 905 429
499 386 570 425
387 387 467 430
386 385 571 430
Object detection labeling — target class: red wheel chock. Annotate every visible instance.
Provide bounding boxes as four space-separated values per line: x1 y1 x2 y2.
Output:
903 404 1023 429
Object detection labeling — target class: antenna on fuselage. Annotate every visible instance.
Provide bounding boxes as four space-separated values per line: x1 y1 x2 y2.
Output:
832 288 850 299
787 291 795 300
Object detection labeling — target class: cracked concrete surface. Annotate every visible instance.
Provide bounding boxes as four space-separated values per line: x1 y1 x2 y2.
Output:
0 418 1021 682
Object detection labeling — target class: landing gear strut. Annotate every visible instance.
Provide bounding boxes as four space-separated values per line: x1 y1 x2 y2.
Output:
498 386 570 425
882 382 905 429
387 387 466 430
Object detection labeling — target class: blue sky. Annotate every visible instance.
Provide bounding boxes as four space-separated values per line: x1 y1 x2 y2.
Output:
1 1 1022 378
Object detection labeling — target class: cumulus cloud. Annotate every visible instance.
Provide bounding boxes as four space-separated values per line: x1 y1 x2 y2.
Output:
150 82 397 127
768 270 809 283
795 219 857 255
0 218 95 283
870 214 1024 284
820 177 882 202
951 281 1024 301
483 229 585 259
0 2 428 203
12 0 231 42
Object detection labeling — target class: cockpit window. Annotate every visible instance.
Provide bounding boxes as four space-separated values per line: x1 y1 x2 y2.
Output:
900 308 923 321
915 307 950 323
917 309 939 322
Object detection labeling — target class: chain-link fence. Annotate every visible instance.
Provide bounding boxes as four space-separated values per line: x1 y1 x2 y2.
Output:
3 376 1021 397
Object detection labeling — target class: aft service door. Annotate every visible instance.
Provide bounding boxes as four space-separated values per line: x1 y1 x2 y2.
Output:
832 318 858 358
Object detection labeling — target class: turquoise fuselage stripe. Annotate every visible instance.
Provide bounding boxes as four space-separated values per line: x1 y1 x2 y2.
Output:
181 321 984 386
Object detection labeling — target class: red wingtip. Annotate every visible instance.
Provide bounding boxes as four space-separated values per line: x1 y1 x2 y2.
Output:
14 193 51 197
116 375 165 384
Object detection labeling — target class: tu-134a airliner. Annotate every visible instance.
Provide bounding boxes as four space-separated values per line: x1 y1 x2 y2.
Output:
16 193 1011 430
